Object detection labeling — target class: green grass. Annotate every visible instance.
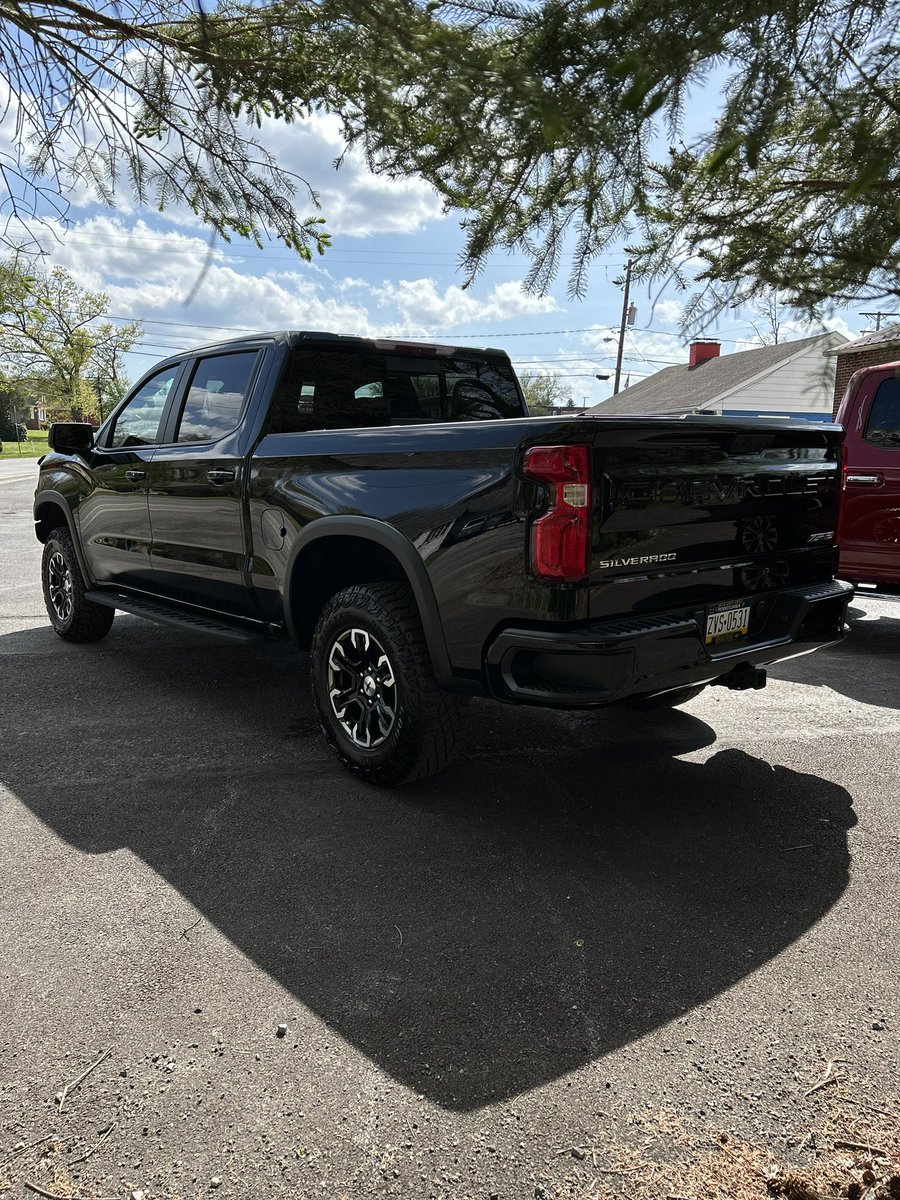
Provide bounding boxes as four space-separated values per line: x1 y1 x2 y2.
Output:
0 430 50 460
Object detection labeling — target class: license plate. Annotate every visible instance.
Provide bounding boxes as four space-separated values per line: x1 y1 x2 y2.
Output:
705 599 750 645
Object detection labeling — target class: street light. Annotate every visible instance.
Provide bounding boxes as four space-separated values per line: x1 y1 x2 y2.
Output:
595 373 610 381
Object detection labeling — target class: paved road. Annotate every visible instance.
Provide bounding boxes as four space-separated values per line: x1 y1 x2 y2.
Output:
1 468 898 1199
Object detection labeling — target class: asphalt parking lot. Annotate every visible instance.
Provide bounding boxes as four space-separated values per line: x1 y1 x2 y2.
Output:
1 457 899 1199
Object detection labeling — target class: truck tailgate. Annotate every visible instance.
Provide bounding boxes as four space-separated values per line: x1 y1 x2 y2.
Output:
588 419 842 620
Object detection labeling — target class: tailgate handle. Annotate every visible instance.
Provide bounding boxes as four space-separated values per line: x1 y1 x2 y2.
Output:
207 468 236 484
845 472 883 485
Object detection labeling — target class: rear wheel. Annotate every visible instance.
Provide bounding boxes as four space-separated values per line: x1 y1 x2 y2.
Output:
310 582 466 785
619 684 707 710
41 527 115 642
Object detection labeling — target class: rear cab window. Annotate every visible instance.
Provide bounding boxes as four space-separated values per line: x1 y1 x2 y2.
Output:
268 348 525 434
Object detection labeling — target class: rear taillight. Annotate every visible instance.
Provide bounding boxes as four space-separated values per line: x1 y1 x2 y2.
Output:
522 444 592 582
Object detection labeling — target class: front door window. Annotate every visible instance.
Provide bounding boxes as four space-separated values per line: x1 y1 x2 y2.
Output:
173 352 258 443
109 366 179 448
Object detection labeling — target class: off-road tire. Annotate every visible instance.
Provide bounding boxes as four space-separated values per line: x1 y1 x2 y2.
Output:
619 684 707 710
41 527 115 642
310 582 466 785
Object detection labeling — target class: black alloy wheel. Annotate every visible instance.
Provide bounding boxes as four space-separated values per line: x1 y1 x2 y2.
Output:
326 626 399 750
46 548 74 625
310 582 466 785
40 527 115 642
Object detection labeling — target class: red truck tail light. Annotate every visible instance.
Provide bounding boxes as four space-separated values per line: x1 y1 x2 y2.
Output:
522 444 593 582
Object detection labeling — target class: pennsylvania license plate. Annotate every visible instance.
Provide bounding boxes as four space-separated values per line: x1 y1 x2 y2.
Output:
705 599 751 645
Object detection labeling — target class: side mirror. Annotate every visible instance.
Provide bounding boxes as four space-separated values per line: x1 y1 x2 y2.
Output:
48 423 94 454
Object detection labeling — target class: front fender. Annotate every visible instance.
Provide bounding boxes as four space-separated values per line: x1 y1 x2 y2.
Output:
33 486 95 586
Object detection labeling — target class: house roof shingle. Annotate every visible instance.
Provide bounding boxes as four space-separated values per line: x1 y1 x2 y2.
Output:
590 332 840 416
825 322 900 357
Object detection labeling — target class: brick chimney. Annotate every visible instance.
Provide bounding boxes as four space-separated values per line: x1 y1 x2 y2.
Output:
688 340 721 368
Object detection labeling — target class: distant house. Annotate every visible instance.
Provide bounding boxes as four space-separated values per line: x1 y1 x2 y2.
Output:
25 401 49 430
0 390 48 432
590 332 848 421
544 402 592 416
827 322 900 416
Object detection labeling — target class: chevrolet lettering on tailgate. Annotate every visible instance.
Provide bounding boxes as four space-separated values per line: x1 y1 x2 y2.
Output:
614 473 834 507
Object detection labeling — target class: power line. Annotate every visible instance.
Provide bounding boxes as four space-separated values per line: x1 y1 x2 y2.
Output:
119 339 677 369
99 313 695 342
97 311 764 346
32 228 634 270
858 310 898 331
513 356 681 367
31 231 504 263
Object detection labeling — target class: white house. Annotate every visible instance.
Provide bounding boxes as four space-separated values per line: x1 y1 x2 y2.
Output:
591 332 849 421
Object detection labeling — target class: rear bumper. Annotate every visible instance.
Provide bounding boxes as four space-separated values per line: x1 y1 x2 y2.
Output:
484 579 854 707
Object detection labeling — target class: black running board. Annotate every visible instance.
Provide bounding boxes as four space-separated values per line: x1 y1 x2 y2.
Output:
85 590 269 644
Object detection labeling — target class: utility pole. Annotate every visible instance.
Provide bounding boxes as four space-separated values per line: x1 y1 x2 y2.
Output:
859 310 898 332
12 398 23 456
613 259 635 395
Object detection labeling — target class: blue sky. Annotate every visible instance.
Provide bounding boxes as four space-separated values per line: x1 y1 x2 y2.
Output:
6 107 870 404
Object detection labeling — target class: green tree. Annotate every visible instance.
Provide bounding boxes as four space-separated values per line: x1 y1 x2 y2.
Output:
519 373 575 416
0 387 28 440
3 0 900 322
0 264 141 421
219 0 900 323
0 1 331 260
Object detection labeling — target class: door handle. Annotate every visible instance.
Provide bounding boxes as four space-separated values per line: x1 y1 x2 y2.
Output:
206 468 236 484
845 473 883 485
124 469 146 482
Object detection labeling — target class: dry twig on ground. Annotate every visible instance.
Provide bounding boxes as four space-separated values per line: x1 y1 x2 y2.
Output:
54 1047 112 1113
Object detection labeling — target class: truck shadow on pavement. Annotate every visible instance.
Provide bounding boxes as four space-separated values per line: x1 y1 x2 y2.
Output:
2 622 855 1111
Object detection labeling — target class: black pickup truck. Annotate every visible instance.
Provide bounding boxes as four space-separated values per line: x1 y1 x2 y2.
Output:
34 330 852 783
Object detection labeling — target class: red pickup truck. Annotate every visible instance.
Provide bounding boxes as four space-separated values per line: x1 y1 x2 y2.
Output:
836 363 900 588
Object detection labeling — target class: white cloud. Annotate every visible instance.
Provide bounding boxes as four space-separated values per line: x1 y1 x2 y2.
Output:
375 278 559 332
336 276 371 292
253 111 445 238
649 298 685 328
18 216 566 386
37 219 556 339
23 216 382 349
1 75 445 248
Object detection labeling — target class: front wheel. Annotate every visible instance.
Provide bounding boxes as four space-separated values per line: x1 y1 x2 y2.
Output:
41 527 115 642
310 582 466 785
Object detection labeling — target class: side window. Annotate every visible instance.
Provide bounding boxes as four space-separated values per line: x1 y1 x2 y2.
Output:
403 373 442 421
865 377 900 449
445 361 524 420
446 373 505 421
109 365 179 448
269 352 391 433
355 381 384 399
174 351 258 443
266 348 524 432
